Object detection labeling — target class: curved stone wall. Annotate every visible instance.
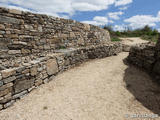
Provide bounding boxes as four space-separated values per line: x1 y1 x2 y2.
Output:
0 7 122 110
0 7 110 59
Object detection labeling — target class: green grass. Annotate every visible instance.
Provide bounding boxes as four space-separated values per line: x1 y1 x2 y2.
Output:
111 37 121 42
141 35 158 43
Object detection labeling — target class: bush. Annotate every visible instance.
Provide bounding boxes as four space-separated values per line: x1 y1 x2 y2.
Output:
111 37 121 42
103 25 159 43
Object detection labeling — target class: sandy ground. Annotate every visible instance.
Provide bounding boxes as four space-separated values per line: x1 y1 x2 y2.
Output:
1 52 160 120
120 37 148 46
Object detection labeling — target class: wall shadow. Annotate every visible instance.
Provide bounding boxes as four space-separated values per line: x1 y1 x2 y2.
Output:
123 59 160 115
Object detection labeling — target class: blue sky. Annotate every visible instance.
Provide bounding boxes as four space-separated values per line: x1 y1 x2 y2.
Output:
0 0 160 31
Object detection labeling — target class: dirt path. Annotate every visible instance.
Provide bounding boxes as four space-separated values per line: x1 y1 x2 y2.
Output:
120 37 148 46
0 52 160 120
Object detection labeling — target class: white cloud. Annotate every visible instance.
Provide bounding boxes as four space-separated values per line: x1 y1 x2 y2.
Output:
108 11 124 20
124 12 160 29
119 6 128 10
82 16 109 26
113 24 126 31
0 0 133 17
115 0 132 6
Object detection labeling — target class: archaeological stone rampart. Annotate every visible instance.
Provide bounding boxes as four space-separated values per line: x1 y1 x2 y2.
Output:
127 36 160 82
0 7 122 110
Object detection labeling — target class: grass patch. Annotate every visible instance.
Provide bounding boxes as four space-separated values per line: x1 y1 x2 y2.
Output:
111 37 121 42
141 35 158 43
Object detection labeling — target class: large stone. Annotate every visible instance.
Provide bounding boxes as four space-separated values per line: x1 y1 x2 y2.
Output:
83 23 90 31
0 15 21 24
8 50 21 55
9 9 22 15
1 68 16 78
14 78 34 93
0 87 12 97
3 76 16 84
0 83 13 91
12 90 28 99
46 59 58 75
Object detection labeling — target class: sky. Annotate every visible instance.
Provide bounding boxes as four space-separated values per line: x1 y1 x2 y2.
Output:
0 0 160 31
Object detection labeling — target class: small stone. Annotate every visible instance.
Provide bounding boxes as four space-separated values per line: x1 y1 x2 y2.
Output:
0 104 3 110
3 76 16 84
0 93 12 104
24 25 33 30
0 74 2 80
0 83 13 91
69 32 75 38
21 49 31 54
0 24 5 30
12 90 28 99
0 81 3 87
43 78 49 83
22 69 30 74
9 9 22 15
30 66 38 76
8 50 21 55
3 100 15 109
83 23 90 31
1 68 16 78
46 59 59 75
38 26 43 32
28 86 36 92
35 79 43 86
6 34 18 39
44 45 50 50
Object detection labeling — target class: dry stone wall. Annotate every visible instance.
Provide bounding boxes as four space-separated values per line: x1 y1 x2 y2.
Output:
0 7 110 59
0 7 122 110
127 36 160 82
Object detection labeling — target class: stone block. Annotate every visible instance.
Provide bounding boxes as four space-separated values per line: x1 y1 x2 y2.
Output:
0 104 3 110
21 49 31 54
1 68 16 78
3 100 15 109
30 66 38 76
35 79 43 86
0 24 5 30
8 50 21 55
0 87 12 97
0 15 21 24
83 23 90 31
0 83 13 91
0 74 2 80
0 81 3 87
12 90 28 99
0 93 12 104
9 9 22 15
46 59 58 75
3 76 16 84
14 78 34 93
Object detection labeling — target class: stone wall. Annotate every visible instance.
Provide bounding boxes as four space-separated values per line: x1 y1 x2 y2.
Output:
0 7 110 60
0 7 123 110
127 36 160 82
0 43 122 110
